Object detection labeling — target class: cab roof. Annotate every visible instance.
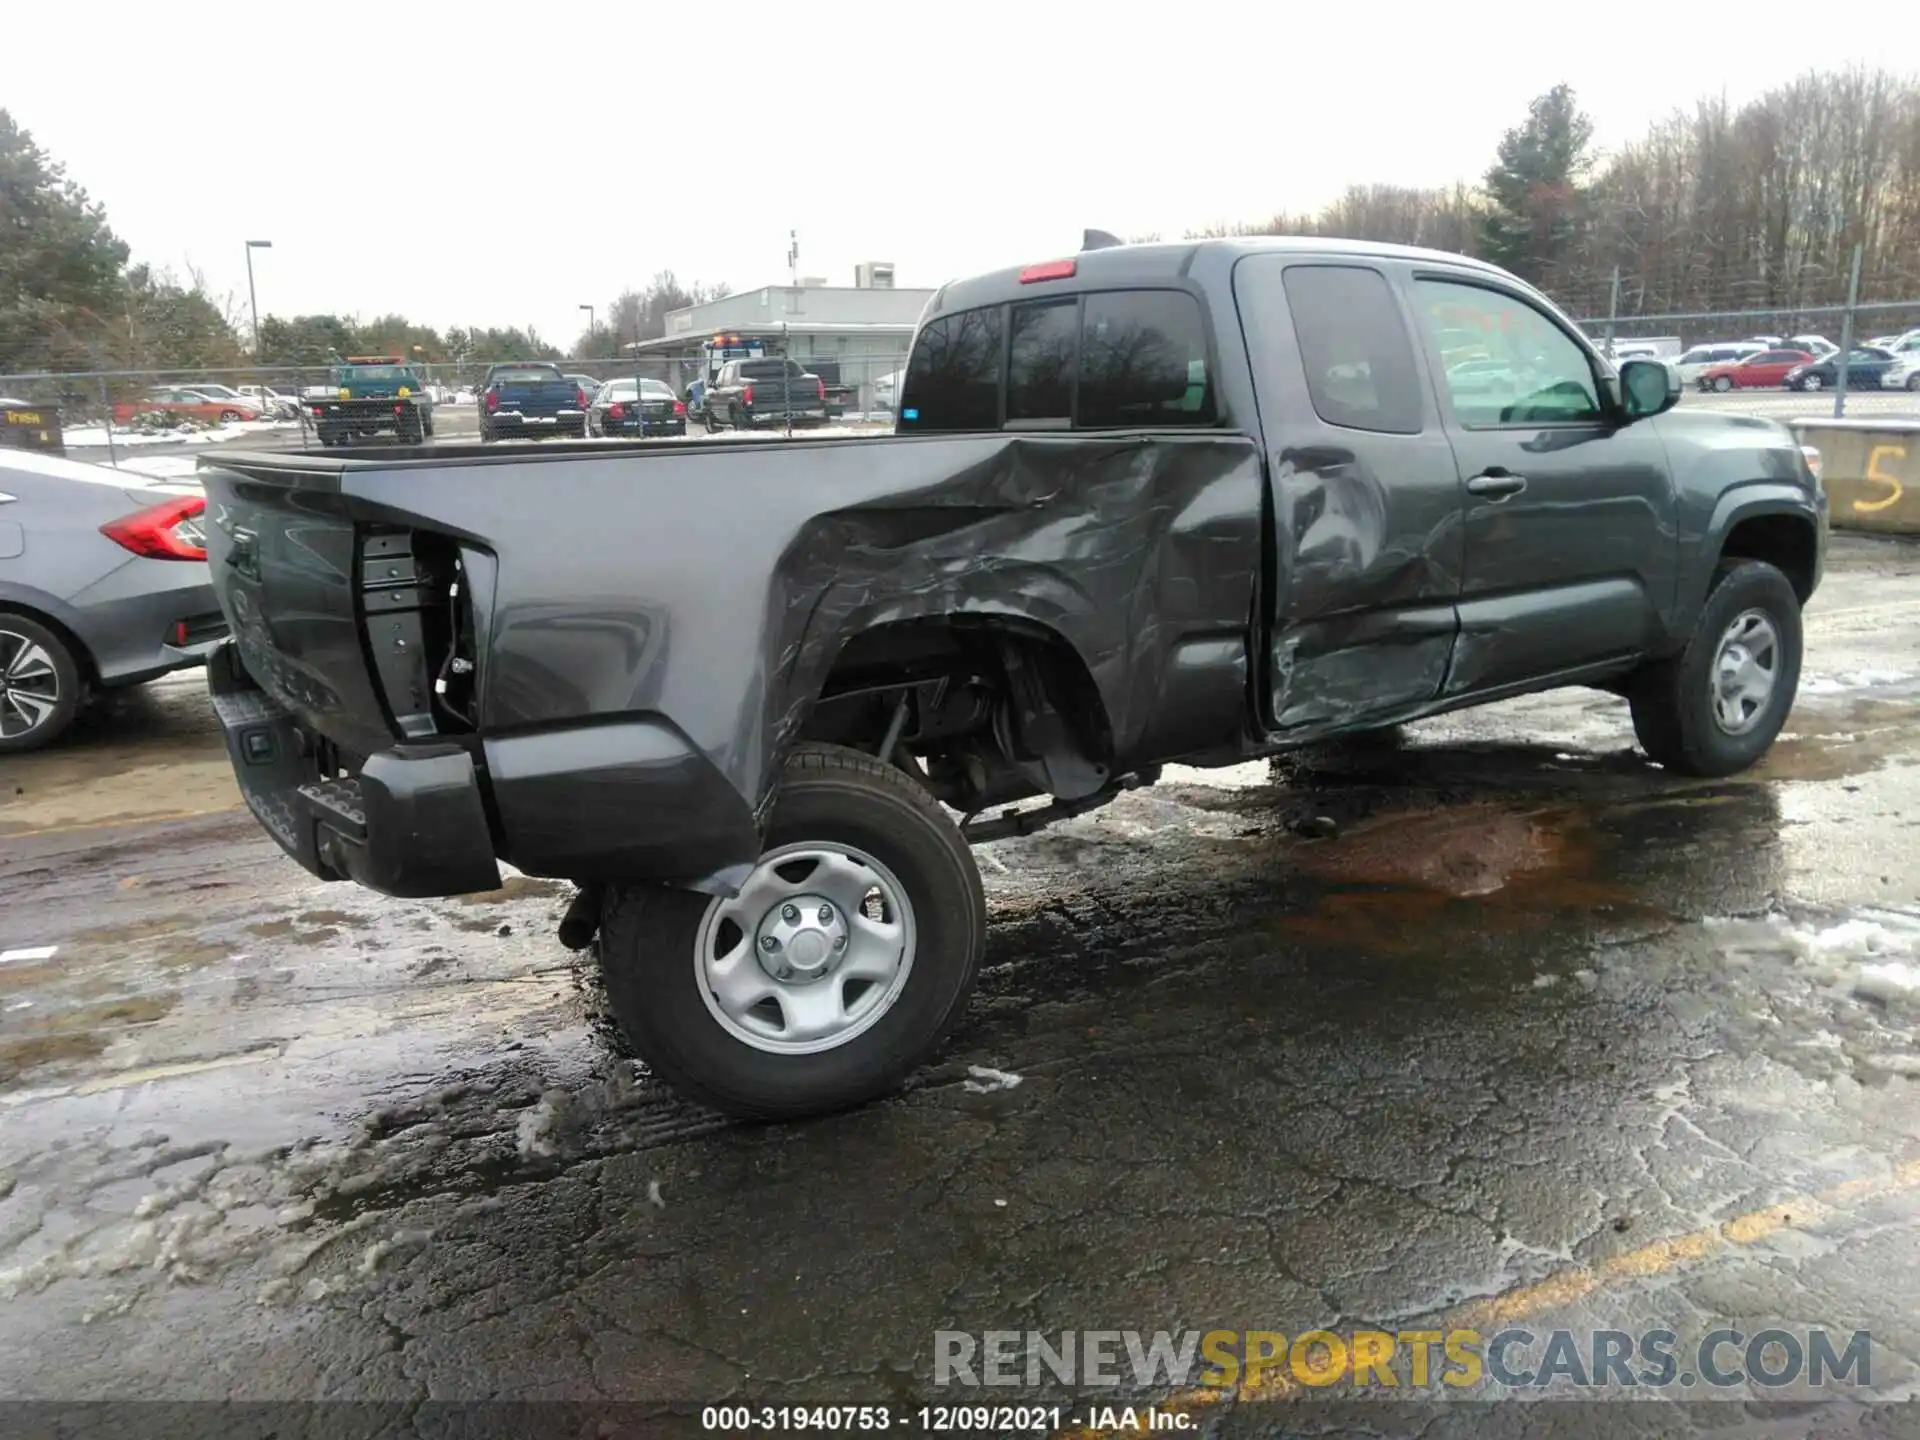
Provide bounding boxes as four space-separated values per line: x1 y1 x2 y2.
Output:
926 235 1513 320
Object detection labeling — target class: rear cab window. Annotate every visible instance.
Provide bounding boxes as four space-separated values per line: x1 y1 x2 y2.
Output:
900 288 1214 432
491 365 564 385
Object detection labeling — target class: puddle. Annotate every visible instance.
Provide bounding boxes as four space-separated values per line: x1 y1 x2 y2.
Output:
0 991 180 1085
1296 802 1582 898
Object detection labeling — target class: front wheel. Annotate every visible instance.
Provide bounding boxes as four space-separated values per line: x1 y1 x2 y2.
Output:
1628 560 1803 777
1906 374 1920 393
596 743 986 1119
1801 375 1824 391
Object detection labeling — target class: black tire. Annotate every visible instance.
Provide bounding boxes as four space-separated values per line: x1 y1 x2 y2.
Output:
1907 374 1920 393
1712 376 1733 393
0 612 83 753
1627 560 1802 777
218 409 243 423
597 743 986 1119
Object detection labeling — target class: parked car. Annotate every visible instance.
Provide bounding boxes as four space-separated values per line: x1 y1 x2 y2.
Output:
197 235 1827 1119
233 384 301 419
589 377 687 437
1783 346 1899 392
700 357 829 430
0 448 226 751
565 374 604 404
872 368 904 411
1674 342 1764 386
1787 334 1838 358
1882 355 1920 392
479 363 589 441
112 388 263 424
1696 349 1814 391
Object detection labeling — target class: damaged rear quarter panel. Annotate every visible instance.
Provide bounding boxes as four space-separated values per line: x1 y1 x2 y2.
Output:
389 434 1263 867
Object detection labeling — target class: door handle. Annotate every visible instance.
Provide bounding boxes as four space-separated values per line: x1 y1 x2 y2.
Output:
1466 469 1528 500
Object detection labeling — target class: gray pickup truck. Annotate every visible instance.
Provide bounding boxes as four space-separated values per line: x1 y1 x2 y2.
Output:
198 235 1828 1119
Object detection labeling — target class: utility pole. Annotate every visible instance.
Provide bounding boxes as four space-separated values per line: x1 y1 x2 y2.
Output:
244 239 273 358
1833 242 1863 421
579 303 595 352
788 230 798 289
1603 265 1620 358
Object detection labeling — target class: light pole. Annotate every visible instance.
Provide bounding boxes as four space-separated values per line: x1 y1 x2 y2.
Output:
245 240 273 357
579 304 595 352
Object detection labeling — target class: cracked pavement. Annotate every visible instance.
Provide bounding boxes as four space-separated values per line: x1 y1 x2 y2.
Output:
3 537 1920 1437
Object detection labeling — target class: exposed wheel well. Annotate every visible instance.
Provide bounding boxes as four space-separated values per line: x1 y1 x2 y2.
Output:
800 617 1113 812
1719 514 1817 603
0 601 98 691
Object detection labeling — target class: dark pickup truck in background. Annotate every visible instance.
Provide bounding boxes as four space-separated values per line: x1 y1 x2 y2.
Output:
799 358 857 418
198 234 1827 1120
696 357 829 430
479 362 589 441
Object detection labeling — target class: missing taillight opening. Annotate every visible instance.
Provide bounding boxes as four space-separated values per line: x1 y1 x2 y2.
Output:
100 494 208 561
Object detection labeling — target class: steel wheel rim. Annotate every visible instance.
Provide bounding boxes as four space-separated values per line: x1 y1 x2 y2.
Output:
694 841 917 1055
0 629 60 738
1711 608 1781 736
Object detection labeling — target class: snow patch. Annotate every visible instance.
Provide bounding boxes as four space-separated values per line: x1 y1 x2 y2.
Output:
1800 669 1914 695
0 945 57 964
963 1065 1024 1094
1855 962 1920 1011
1707 909 1920 1013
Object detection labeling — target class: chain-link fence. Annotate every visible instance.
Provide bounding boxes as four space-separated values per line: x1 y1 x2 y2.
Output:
0 351 916 464
1573 297 1920 418
7 283 1919 468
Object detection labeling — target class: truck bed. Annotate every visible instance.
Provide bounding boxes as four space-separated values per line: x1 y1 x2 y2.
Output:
196 432 1263 896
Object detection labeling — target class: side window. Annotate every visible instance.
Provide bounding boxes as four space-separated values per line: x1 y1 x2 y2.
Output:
1416 279 1601 426
1078 290 1214 428
900 307 1003 431
1279 265 1424 434
1006 298 1077 424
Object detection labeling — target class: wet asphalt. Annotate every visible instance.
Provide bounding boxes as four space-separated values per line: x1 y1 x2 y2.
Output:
4 538 1920 1437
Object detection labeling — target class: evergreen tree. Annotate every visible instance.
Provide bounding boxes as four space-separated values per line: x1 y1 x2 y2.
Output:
1479 84 1594 285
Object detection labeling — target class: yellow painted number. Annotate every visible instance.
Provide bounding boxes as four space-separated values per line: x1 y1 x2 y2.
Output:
1856 443 1907 513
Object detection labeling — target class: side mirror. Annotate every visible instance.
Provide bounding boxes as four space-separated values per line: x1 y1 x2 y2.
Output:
1619 357 1679 420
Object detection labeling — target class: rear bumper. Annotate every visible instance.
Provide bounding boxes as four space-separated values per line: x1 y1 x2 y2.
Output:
208 644 502 898
208 641 763 897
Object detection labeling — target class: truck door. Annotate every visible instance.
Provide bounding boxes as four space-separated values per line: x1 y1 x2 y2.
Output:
1231 255 1465 734
1405 274 1677 696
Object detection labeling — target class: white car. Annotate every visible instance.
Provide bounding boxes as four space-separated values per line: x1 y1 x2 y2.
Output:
1883 355 1920 392
872 369 904 411
1673 342 1764 387
1788 334 1838 358
233 384 301 419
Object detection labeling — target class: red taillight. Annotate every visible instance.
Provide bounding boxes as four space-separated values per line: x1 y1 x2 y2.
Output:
394 404 405 415
607 402 625 421
743 384 754 406
817 378 826 402
1019 258 1076 284
101 495 207 562
576 387 588 409
484 388 499 412
673 400 686 416
310 404 325 418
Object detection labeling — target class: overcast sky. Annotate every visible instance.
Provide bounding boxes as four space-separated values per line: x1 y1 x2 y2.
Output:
7 6 1890 348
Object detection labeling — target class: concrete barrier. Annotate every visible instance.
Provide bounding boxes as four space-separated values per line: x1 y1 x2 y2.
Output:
1789 417 1920 536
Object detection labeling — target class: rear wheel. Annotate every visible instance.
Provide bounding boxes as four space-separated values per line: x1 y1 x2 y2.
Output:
597 743 986 1119
1802 374 1824 391
1628 560 1802 777
0 614 82 753
1712 375 1734 393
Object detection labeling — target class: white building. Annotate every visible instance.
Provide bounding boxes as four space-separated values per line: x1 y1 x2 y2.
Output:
631 264 933 404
